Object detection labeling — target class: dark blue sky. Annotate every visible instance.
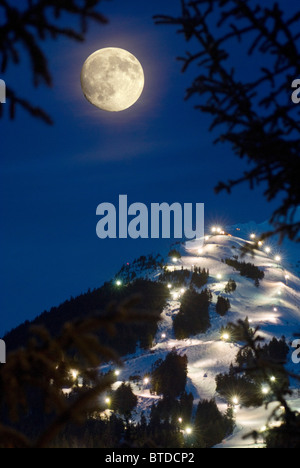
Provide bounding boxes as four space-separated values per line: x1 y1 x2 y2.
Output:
0 0 287 334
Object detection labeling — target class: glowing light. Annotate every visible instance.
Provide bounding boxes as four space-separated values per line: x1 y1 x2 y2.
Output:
278 290 282 296
222 333 230 341
172 257 178 263
265 247 271 254
217 274 222 280
205 236 210 241
262 385 270 395
212 227 217 233
70 370 79 380
167 284 172 289
185 427 193 435
178 417 183 424
258 241 263 247
275 255 281 262
161 333 166 339
270 376 276 383
114 370 120 377
105 397 111 405
232 396 239 406
144 377 150 385
273 307 278 312
285 275 290 280
172 292 179 300
116 280 122 287
180 288 186 294
250 233 256 239
260 426 267 433
198 248 203 255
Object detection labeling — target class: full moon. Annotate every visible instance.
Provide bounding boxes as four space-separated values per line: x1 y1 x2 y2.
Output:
80 48 145 112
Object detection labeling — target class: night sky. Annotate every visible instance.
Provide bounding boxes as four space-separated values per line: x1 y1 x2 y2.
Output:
0 0 290 334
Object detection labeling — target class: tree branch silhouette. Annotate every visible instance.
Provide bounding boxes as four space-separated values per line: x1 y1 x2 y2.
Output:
0 296 158 448
0 0 109 124
227 320 300 447
154 0 300 243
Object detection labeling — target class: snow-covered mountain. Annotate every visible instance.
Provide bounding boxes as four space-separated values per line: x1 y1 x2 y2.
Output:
227 211 300 277
105 231 300 448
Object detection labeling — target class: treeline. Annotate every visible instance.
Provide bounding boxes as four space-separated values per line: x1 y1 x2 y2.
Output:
159 267 209 289
147 350 234 448
216 296 231 317
216 337 290 407
173 289 212 339
4 279 170 356
49 350 234 448
117 254 165 282
160 269 190 286
236 336 290 368
151 350 188 398
47 399 233 449
224 258 264 284
194 400 234 448
191 268 209 288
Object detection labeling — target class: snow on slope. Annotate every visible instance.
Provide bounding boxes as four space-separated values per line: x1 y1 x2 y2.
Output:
107 233 300 447
228 210 300 276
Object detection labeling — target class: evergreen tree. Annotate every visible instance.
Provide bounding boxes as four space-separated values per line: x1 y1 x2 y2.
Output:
194 399 234 448
112 383 138 421
221 317 254 344
216 296 231 317
151 350 188 399
191 269 209 289
224 279 237 294
173 288 212 339
216 365 263 408
0 302 146 448
4 279 169 356
260 337 290 363
225 259 264 283
218 320 300 447
179 392 194 425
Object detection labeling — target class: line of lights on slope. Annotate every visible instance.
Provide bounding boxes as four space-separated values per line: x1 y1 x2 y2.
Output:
115 230 290 411
167 284 186 301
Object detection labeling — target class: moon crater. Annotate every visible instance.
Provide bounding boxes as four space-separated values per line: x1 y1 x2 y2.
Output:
81 48 145 112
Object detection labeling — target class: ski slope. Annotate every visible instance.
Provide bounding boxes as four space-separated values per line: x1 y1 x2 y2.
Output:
106 232 300 448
